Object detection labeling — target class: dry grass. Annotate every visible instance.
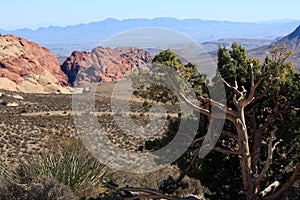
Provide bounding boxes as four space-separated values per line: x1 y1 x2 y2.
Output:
0 83 197 198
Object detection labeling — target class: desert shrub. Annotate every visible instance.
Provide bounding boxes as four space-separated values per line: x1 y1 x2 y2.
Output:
29 176 76 199
0 175 76 200
0 175 27 200
0 160 8 177
89 187 133 200
1 160 75 199
0 140 108 198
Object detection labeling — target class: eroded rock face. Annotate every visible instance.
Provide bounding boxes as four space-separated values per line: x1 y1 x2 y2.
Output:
0 34 71 93
61 46 151 86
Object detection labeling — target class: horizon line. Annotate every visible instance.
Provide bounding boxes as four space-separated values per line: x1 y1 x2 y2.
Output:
1 17 300 31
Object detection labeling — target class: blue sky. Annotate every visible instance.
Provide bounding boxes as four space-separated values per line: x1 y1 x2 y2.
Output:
1 0 300 30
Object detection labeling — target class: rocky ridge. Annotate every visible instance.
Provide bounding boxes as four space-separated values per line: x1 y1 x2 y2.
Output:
249 25 300 70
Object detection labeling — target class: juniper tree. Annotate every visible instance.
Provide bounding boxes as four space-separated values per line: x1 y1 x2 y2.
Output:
135 44 299 200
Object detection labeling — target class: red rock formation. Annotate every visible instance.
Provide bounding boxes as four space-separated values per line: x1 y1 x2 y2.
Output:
61 46 151 86
0 34 67 84
0 34 70 93
61 51 93 85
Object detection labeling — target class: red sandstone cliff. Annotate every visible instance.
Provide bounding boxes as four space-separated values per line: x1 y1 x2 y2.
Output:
0 34 71 93
61 46 151 86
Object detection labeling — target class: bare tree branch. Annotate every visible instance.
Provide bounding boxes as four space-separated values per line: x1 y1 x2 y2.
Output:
256 128 280 185
244 70 274 107
189 144 241 156
245 63 255 103
186 149 201 172
103 182 199 200
122 188 186 200
189 131 239 150
246 112 257 132
221 77 243 98
292 107 300 111
251 103 278 174
178 91 236 122
263 163 300 200
165 70 237 122
260 181 280 197
198 95 237 117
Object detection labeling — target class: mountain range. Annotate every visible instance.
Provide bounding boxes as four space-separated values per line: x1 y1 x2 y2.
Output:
1 18 300 94
1 18 300 56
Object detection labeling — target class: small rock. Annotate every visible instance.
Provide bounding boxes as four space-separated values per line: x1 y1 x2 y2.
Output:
12 94 24 100
7 102 19 107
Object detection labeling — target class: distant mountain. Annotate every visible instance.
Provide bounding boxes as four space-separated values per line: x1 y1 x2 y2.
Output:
1 18 299 56
201 38 274 53
256 19 300 24
249 25 300 70
275 25 300 48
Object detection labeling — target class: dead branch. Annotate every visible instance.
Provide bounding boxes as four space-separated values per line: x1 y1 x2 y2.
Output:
256 128 280 185
251 103 278 174
263 163 300 200
221 77 243 98
178 91 236 122
198 95 237 118
244 70 274 106
103 181 199 200
260 181 280 197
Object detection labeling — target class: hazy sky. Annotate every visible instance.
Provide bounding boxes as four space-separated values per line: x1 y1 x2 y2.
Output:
1 0 300 30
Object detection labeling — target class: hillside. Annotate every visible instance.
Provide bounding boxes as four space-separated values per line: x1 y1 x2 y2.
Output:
249 25 300 70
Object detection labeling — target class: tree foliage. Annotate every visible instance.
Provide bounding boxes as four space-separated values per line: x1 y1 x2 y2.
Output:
137 44 299 200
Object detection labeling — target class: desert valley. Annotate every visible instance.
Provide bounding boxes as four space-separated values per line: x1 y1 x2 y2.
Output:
0 16 299 200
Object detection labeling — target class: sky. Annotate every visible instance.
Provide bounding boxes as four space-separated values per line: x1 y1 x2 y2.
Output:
1 0 300 30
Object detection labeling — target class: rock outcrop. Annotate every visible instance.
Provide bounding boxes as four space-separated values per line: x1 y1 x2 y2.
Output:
61 46 151 86
0 34 71 93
